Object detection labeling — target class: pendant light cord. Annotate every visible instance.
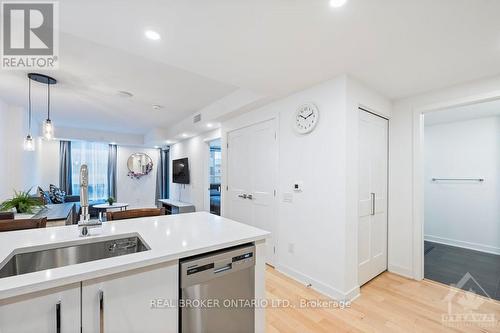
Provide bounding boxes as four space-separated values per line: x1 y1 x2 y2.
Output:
47 81 50 121
28 77 32 136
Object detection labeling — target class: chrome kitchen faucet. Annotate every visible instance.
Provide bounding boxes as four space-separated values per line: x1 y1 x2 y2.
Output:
78 164 102 236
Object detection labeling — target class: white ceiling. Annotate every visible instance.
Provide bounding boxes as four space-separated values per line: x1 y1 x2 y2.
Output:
0 34 236 134
424 99 500 126
1 0 500 135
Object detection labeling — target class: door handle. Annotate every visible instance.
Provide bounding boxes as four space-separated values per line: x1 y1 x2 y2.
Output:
238 194 248 199
371 193 375 215
99 290 104 333
55 301 61 333
246 194 253 200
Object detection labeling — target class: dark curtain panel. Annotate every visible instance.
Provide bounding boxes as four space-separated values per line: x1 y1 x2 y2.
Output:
108 144 117 199
155 148 169 205
59 141 72 195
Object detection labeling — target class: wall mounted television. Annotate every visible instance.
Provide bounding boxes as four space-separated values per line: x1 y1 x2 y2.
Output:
172 158 190 184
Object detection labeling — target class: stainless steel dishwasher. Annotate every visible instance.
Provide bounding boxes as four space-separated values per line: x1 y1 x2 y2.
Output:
180 244 255 333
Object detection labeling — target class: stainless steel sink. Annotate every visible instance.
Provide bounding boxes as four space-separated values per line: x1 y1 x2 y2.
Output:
0 235 150 278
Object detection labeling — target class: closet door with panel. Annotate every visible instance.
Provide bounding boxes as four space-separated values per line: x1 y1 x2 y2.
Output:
358 110 388 286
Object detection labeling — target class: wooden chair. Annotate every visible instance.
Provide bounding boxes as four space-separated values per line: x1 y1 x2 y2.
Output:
106 208 165 221
0 217 47 232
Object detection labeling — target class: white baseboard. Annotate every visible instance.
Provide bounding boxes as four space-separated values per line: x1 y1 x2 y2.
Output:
388 264 415 280
425 235 500 255
275 264 360 301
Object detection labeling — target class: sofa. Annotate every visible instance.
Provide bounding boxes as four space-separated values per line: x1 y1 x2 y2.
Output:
35 191 104 223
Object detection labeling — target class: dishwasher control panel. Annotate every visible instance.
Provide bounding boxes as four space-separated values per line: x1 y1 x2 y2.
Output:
180 244 255 288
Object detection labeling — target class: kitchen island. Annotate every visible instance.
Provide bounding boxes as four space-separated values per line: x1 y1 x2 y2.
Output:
0 212 269 333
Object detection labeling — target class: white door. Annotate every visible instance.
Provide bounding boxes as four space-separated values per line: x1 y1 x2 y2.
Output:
226 125 252 224
0 283 81 333
227 119 277 265
358 110 388 286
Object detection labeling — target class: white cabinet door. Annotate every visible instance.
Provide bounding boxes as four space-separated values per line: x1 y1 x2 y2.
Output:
358 110 388 286
81 262 178 333
227 119 278 265
0 283 81 333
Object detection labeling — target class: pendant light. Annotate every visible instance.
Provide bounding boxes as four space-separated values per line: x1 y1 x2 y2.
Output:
42 81 54 140
27 73 57 141
23 75 35 151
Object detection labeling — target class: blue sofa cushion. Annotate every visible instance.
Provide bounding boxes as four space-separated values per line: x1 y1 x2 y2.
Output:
49 184 66 204
37 186 52 204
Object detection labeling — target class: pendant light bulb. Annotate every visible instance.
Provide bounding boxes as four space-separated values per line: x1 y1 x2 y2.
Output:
24 74 35 151
43 118 54 140
23 135 35 151
43 79 54 140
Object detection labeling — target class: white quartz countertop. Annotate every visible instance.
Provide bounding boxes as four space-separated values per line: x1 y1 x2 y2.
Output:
0 212 269 300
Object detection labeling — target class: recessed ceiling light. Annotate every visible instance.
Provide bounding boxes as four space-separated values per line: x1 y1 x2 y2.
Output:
181 133 188 138
145 30 161 41
206 123 213 128
329 0 347 8
165 140 174 145
152 104 163 111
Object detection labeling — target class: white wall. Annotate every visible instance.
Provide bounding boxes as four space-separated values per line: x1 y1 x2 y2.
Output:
424 117 500 254
54 126 144 146
0 98 8 201
116 146 159 208
169 129 220 211
0 104 37 201
34 139 60 189
221 75 391 300
390 75 500 279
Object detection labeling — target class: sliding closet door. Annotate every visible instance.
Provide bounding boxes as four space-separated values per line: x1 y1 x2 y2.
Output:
358 110 388 286
226 119 277 265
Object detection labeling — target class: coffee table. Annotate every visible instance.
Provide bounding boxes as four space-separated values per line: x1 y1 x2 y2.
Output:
93 203 129 213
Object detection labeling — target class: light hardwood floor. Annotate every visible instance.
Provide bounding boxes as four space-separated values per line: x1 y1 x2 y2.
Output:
266 266 500 333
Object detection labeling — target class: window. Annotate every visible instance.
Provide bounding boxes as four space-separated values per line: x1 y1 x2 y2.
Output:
71 141 109 201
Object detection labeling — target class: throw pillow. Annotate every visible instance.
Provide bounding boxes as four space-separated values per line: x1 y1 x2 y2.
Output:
49 184 66 204
37 186 52 204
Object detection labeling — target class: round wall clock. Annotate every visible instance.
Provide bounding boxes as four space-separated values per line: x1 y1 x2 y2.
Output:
294 103 319 134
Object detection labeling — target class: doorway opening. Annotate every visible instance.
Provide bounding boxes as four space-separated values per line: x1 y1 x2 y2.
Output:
208 138 222 216
422 100 500 300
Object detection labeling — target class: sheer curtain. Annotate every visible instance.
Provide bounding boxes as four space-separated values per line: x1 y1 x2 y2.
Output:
107 144 117 200
71 141 109 201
